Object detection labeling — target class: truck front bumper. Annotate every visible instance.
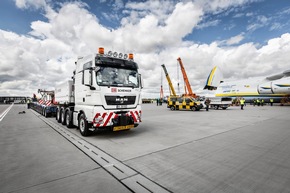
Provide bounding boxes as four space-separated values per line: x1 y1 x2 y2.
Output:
92 109 141 130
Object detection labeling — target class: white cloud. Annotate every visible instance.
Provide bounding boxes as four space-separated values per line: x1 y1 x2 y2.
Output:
112 0 124 10
197 19 220 29
194 0 259 13
247 15 269 31
14 0 47 10
226 33 245 45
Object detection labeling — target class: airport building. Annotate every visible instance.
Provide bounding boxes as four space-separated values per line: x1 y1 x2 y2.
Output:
0 96 29 104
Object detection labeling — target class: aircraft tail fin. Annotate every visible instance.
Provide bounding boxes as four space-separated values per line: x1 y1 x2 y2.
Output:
204 66 223 90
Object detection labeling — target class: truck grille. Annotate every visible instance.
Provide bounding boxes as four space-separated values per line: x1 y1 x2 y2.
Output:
105 96 136 105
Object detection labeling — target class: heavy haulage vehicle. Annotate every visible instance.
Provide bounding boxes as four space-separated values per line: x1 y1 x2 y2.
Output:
32 48 143 136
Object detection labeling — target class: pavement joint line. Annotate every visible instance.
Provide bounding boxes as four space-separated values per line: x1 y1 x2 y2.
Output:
136 181 154 193
31 109 171 193
6 167 100 193
123 117 278 163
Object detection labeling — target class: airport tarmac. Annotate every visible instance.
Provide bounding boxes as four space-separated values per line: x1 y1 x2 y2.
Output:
1 103 290 193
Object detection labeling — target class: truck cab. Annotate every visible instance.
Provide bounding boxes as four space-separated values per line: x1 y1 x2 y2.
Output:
55 48 143 136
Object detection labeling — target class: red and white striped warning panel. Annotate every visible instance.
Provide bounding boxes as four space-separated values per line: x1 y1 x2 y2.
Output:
93 110 142 127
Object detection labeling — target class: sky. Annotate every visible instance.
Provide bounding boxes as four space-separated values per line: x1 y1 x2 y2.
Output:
0 0 290 98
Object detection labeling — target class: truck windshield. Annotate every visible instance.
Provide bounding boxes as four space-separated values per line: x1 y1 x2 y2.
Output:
96 67 139 88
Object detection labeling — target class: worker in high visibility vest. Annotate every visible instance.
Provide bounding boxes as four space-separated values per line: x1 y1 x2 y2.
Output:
26 98 31 109
256 98 260 106
270 98 274 106
240 98 245 110
205 98 211 111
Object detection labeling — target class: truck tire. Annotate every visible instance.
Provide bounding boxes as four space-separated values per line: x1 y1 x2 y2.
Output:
56 108 59 121
222 107 227 110
79 114 89 136
66 110 73 128
57 108 62 123
61 108 66 125
44 108 48 118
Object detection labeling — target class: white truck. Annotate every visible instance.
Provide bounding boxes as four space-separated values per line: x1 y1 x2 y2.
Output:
210 97 232 109
54 48 142 136
202 97 232 110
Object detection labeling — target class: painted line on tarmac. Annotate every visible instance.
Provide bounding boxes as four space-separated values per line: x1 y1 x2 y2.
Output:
0 103 14 122
31 110 171 193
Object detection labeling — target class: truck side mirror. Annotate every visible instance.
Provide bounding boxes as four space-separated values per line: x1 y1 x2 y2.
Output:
83 69 96 90
138 74 144 89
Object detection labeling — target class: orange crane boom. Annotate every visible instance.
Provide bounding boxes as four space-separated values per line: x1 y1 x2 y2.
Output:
177 57 196 98
161 64 177 96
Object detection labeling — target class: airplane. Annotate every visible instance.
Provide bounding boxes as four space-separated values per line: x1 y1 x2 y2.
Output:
203 66 290 103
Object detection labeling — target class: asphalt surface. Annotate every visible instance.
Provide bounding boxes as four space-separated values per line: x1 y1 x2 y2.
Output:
1 103 290 193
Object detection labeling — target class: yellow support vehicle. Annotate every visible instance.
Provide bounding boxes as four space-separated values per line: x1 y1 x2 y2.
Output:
168 96 203 111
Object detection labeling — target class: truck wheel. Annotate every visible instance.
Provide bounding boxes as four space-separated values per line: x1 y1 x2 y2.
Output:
222 107 227 110
66 110 73 128
79 114 89 136
170 106 175 111
57 108 62 123
191 106 197 111
61 108 66 125
56 108 59 120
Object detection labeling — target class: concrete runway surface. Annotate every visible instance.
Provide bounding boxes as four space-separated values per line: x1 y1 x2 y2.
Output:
1 103 290 193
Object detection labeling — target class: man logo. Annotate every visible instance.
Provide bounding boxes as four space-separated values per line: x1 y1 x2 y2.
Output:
116 97 128 104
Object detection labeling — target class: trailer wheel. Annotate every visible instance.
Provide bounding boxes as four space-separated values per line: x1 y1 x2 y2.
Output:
66 110 73 128
79 114 89 136
44 108 48 118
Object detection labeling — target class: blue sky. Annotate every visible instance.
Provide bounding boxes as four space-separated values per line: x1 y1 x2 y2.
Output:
1 0 290 45
0 0 290 97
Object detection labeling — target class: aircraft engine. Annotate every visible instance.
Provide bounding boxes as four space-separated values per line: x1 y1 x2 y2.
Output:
271 77 290 94
258 77 290 94
257 82 273 94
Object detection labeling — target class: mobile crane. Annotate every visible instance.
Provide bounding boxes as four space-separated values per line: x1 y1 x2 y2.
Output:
161 64 202 111
161 64 177 97
177 57 196 98
170 58 202 111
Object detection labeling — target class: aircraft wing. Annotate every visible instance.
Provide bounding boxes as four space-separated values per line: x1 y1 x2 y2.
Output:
266 69 290 80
